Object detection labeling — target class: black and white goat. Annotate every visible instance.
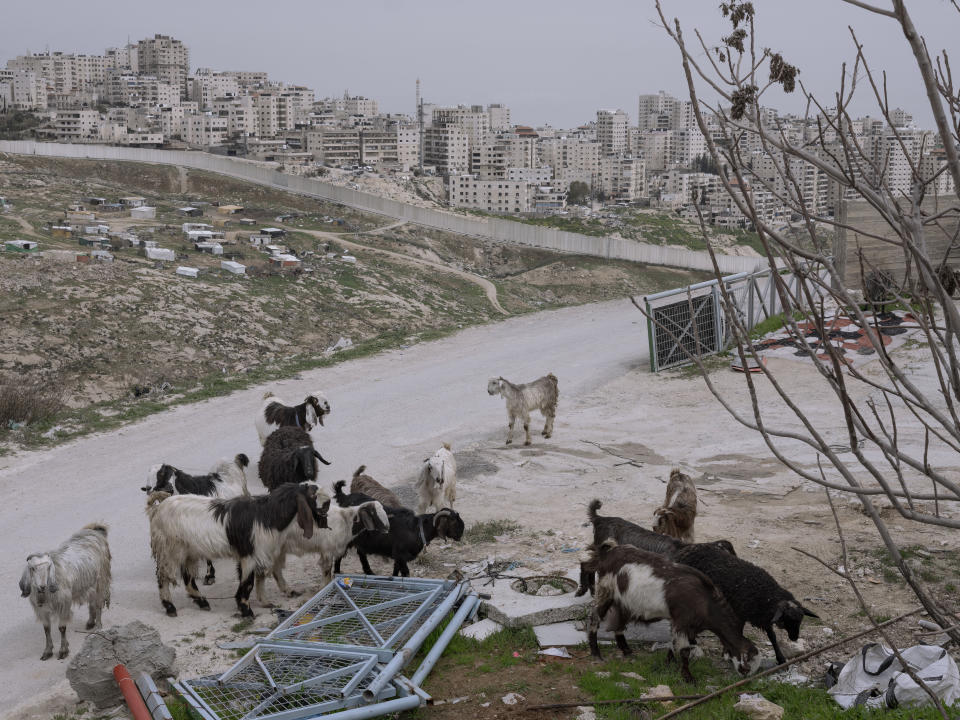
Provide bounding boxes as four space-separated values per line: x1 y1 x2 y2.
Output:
575 498 735 597
584 540 758 682
333 481 464 577
19 523 112 660
146 483 329 617
258 426 331 492
674 542 819 665
257 489 389 600
255 390 330 446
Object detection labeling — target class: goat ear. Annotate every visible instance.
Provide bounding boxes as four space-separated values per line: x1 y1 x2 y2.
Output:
46 566 58 594
802 606 819 619
433 511 451 539
771 601 786 624
18 566 31 597
296 494 314 540
313 450 331 466
359 505 379 531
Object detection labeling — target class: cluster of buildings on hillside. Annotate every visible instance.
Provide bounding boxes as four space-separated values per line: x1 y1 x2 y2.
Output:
2 36 952 227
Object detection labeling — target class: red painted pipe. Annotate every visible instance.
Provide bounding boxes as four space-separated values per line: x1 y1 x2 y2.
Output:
114 664 153 720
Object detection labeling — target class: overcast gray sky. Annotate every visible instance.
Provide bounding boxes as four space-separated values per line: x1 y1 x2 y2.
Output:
1 1 956 128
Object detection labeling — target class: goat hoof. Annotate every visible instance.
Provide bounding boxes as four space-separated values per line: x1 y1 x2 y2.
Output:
203 577 216 586
85 620 95 630
239 606 254 618
287 590 302 598
58 649 69 660
524 440 531 446
40 651 52 661
505 439 512 445
165 606 178 617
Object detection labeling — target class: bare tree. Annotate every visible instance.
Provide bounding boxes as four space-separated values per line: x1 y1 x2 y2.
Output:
651 0 960 643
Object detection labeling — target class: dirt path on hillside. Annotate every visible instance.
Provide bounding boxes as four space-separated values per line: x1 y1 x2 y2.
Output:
7 214 44 239
290 223 509 315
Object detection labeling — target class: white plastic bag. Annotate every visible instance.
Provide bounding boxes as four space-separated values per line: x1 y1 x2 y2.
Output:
829 643 960 709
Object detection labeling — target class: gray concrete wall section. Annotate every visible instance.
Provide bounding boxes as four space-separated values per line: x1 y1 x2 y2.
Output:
0 140 761 274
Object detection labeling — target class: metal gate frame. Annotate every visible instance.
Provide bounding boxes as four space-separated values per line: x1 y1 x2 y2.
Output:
173 575 479 720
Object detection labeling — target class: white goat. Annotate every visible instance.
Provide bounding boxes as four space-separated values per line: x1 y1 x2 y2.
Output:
19 523 112 661
256 496 389 601
255 390 331 446
416 443 457 514
487 373 558 445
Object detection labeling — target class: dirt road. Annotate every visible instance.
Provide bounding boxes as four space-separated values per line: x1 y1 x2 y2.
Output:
0 299 642 716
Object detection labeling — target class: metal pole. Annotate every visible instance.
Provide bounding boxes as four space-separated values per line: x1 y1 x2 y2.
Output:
410 594 480 687
335 694 422 720
361 582 466 702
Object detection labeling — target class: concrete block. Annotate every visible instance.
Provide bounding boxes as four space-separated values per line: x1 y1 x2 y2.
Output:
533 619 672 647
459 618 502 641
479 568 590 628
534 621 584 647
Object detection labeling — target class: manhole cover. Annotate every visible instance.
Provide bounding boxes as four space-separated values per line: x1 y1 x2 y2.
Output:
510 575 578 597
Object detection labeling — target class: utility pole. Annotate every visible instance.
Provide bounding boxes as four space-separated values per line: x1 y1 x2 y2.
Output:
416 78 424 172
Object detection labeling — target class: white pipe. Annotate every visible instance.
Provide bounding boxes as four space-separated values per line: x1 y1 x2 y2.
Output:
411 594 480 687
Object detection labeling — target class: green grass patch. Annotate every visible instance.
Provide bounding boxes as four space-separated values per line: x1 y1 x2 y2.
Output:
463 518 521 543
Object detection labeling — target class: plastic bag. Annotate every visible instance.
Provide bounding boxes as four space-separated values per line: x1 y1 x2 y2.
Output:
829 643 960 709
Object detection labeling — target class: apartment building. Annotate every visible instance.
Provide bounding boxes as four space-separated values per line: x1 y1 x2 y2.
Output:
448 175 532 213
539 136 600 183
397 123 420 170
487 103 511 132
433 105 490 152
105 72 178 107
191 69 240 109
345 95 378 116
423 124 469 175
212 95 257 137
596 108 629 156
7 69 48 110
359 130 399 166
596 155 645 202
184 113 228 147
137 35 189 98
47 109 101 141
104 44 138 72
306 127 361 166
470 132 538 179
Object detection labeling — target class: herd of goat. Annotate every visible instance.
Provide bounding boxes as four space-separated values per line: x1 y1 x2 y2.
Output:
18 372 818 685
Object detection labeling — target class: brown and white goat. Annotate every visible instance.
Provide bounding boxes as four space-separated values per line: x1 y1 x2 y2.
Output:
584 540 758 682
350 465 403 508
653 468 697 542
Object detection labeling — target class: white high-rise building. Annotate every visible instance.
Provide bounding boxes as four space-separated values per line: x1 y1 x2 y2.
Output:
596 109 629 156
137 34 189 99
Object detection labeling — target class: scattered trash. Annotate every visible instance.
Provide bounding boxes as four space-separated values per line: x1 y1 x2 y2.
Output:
7 420 24 430
622 672 645 681
748 539 761 549
501 692 525 705
734 693 784 720
595 671 611 678
829 643 960 709
561 546 580 553
336 577 353 590
459 618 502 641
326 336 353 353
512 651 520 657
823 627 834 636
777 666 809 686
538 647 572 659
823 662 845 689
480 702 490 708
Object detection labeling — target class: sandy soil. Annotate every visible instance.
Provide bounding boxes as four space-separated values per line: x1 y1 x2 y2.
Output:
1 299 955 719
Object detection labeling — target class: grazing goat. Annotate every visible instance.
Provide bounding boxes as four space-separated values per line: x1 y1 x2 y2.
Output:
142 453 250 497
19 524 111 661
576 499 734 597
147 483 328 617
584 540 758 682
674 542 819 665
255 390 330 446
333 481 465 577
653 469 697 542
257 494 389 600
142 453 250 585
350 465 403 508
487 373 558 446
416 443 457 514
258 426 331 492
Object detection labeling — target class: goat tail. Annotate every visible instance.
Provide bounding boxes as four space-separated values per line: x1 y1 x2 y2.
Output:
235 453 250 468
442 442 451 451
83 522 109 536
333 479 348 503
587 498 602 521
145 490 172 513
353 465 366 479
262 391 275 400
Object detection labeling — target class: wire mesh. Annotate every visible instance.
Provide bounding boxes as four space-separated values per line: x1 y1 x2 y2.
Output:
179 644 391 720
650 291 718 371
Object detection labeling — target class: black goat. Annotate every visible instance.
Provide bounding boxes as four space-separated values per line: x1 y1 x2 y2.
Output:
584 540 758 682
576 499 735 596
258 426 330 492
673 542 818 665
332 480 464 576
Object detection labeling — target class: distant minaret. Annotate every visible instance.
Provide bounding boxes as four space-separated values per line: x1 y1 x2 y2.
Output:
416 78 424 171
415 78 421 117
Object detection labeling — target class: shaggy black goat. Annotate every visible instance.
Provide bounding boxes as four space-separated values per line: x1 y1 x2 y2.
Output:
258 426 331 492
673 542 818 665
576 499 736 596
332 480 464 577
585 540 758 682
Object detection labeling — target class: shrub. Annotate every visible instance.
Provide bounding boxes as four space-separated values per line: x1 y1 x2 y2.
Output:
0 375 62 427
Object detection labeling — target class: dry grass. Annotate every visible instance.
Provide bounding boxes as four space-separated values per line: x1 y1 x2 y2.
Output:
0 375 62 427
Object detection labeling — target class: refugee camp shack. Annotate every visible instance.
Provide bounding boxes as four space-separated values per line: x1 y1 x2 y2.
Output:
221 260 246 275
270 253 300 268
43 249 88 263
179 207 202 217
131 206 156 219
265 244 288 255
341 255 357 264
5 239 38 252
217 204 244 215
248 233 270 246
260 227 286 238
90 249 114 262
196 242 223 255
79 236 111 248
120 197 146 208
144 246 175 261
239 218 256 226
176 266 199 278
187 230 215 243
142 240 158 249
52 225 74 239
86 197 107 206
182 222 213 233
0 195 8 211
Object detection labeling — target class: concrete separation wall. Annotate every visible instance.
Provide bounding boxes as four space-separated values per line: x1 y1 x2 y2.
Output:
0 140 762 275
